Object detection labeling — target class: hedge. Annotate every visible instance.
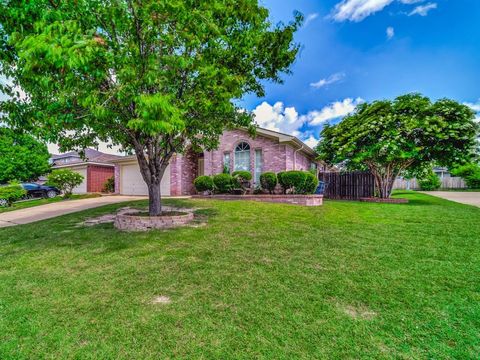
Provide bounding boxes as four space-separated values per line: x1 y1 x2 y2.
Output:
0 182 27 206
260 172 277 194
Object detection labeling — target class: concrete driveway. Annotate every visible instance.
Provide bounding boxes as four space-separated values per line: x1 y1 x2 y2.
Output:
422 191 480 208
0 195 147 228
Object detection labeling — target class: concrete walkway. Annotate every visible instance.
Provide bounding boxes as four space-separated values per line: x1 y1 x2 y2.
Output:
421 191 480 208
0 195 147 228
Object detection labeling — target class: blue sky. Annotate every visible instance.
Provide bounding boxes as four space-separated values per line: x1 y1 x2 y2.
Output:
246 0 480 148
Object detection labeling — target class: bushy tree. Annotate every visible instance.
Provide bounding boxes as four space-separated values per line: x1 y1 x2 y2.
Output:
317 94 478 198
419 169 441 191
47 169 84 198
0 127 50 183
0 1 301 215
0 182 27 207
451 163 480 189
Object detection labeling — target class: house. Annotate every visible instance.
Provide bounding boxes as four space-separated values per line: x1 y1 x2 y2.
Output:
112 128 323 196
50 149 123 193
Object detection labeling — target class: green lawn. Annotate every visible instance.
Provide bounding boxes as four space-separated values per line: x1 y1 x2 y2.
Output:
0 192 479 359
0 194 101 213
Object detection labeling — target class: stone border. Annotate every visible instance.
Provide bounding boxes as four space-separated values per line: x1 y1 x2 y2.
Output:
192 194 323 207
359 197 409 204
114 212 194 231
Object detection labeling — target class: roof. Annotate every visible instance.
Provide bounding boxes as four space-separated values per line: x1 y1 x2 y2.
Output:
51 148 124 167
253 127 317 157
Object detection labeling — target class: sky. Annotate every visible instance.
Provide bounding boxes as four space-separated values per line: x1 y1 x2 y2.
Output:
247 0 480 148
2 0 480 154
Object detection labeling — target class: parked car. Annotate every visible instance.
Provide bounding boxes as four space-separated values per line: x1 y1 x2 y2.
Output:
21 183 61 199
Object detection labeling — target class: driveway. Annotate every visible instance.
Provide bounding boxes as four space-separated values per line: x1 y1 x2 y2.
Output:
422 191 480 208
0 195 147 228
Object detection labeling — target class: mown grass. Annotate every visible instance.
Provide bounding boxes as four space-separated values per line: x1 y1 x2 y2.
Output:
0 192 479 359
0 194 101 214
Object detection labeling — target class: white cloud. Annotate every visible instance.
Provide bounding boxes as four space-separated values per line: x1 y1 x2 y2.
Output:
408 2 437 16
332 0 394 22
303 135 319 149
386 26 395 39
252 98 363 146
304 13 319 27
310 72 346 89
300 98 364 125
331 0 434 21
252 101 302 135
464 99 480 112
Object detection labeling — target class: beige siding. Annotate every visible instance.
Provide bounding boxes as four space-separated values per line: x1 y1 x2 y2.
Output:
120 162 170 196
71 167 87 194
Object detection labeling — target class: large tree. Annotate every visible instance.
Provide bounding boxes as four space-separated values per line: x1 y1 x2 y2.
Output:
316 94 479 198
0 1 301 215
0 127 51 183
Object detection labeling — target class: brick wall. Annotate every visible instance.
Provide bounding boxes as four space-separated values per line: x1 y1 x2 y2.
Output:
87 165 115 193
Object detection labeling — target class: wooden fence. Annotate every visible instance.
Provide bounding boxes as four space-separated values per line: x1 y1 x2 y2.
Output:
319 172 375 200
393 177 466 190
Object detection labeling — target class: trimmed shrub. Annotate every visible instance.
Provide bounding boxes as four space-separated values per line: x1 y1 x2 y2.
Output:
213 173 233 194
103 176 115 193
260 172 277 194
419 170 441 191
297 171 319 194
194 175 214 193
0 182 27 207
451 164 480 188
231 170 252 181
47 169 84 198
277 170 319 194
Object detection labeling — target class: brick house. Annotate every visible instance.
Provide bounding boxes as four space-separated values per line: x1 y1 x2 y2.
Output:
50 149 123 193
112 127 323 196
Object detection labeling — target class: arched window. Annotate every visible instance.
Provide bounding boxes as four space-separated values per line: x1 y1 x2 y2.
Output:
234 142 251 171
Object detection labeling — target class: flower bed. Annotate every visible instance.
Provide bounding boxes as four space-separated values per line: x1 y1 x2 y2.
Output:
114 211 194 231
192 194 323 207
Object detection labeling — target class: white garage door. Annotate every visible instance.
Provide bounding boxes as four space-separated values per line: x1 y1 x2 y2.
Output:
120 162 170 196
72 167 87 194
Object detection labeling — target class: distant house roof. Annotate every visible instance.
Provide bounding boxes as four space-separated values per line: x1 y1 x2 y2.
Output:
253 127 317 157
51 148 124 168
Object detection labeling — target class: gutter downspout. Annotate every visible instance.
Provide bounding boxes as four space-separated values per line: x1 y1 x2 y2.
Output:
293 144 304 170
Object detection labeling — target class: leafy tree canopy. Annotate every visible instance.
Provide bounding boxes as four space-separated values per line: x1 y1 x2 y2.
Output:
0 126 51 183
316 94 478 198
0 0 302 215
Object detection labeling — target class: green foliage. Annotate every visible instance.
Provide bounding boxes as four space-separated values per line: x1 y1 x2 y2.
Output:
0 127 50 183
277 170 318 194
260 172 278 194
47 169 84 198
232 171 252 181
0 0 301 215
213 173 233 194
194 176 215 194
317 94 479 198
451 163 480 188
102 177 115 193
0 182 27 206
419 170 442 191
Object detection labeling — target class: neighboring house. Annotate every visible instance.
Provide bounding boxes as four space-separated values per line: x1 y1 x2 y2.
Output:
50 149 123 193
112 128 324 196
393 167 466 190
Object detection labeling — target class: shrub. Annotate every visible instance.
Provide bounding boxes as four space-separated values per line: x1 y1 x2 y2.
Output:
194 175 214 193
0 182 27 207
213 173 233 194
232 170 252 189
47 169 84 198
419 170 441 191
451 163 480 188
277 170 319 194
260 172 277 194
102 176 115 193
297 171 319 194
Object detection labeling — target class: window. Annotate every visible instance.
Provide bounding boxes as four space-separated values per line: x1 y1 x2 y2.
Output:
255 149 262 185
223 152 231 173
234 142 251 171
310 162 318 172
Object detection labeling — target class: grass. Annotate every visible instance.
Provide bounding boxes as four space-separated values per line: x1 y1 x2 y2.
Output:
0 191 479 359
0 194 101 213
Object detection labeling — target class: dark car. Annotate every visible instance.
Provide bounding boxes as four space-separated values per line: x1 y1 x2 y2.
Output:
21 183 61 199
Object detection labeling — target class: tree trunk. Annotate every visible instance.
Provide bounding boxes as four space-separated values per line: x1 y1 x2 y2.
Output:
148 181 162 216
373 173 397 198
